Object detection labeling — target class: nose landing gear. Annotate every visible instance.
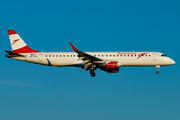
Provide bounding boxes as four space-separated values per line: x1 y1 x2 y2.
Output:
156 65 160 74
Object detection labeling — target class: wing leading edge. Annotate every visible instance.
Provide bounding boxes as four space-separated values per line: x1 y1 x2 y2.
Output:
69 42 103 62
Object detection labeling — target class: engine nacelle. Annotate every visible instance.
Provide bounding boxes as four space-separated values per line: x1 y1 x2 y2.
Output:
105 61 118 69
104 61 119 73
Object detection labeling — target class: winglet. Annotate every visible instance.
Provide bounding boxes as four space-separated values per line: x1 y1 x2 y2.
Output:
69 42 80 51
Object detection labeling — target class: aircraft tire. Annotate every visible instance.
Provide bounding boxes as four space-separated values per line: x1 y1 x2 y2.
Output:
90 70 96 77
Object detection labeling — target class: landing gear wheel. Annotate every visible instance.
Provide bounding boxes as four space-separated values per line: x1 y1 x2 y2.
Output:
155 66 160 74
90 70 96 77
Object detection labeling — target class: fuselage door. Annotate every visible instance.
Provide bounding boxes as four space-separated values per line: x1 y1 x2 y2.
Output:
153 54 157 61
40 54 43 62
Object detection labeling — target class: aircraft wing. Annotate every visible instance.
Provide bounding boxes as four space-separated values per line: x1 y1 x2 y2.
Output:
70 42 106 71
70 43 104 62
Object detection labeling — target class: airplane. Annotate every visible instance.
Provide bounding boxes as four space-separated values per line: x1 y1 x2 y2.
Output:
5 30 175 77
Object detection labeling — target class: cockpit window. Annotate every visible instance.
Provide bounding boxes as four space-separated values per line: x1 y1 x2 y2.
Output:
161 54 168 57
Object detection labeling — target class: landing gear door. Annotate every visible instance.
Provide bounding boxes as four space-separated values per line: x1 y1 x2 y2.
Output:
153 54 157 61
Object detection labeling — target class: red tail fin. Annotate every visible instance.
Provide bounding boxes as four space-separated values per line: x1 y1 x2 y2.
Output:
8 30 39 53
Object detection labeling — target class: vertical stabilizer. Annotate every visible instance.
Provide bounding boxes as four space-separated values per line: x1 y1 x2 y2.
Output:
8 30 39 53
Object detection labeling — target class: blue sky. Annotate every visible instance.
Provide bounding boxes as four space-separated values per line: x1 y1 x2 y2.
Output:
0 0 180 120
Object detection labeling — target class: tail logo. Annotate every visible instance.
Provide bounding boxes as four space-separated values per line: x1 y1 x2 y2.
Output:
12 39 20 45
137 53 148 59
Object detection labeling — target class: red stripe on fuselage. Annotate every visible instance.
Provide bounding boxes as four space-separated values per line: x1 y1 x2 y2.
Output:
137 53 148 59
13 45 39 53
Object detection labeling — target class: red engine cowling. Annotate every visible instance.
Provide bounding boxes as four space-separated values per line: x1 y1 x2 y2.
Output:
105 61 119 73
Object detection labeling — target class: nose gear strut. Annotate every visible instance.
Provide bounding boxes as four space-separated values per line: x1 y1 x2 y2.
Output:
156 65 160 74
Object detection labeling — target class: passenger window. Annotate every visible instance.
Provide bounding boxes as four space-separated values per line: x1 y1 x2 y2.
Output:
63 55 65 57
67 55 69 57
49 55 51 57
113 55 115 57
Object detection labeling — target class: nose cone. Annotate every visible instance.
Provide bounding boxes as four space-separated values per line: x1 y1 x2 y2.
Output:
172 60 176 64
170 59 176 65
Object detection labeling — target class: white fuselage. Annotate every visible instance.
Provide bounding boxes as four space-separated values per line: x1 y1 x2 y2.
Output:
12 51 175 68
6 30 176 76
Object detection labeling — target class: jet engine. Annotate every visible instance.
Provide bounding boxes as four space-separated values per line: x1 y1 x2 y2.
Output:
100 61 119 73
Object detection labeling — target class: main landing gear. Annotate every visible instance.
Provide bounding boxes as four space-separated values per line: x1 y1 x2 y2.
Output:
88 65 96 77
156 65 160 74
90 69 96 77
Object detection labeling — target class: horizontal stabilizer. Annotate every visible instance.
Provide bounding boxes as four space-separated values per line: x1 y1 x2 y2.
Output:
5 50 25 57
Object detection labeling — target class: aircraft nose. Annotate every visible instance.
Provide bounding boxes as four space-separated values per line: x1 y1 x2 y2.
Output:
172 60 176 64
170 59 176 64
